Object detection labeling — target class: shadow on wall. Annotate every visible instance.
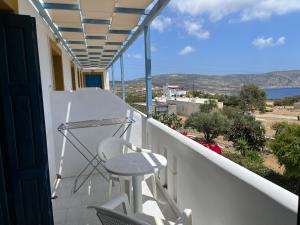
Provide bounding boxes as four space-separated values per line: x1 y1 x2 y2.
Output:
49 88 147 182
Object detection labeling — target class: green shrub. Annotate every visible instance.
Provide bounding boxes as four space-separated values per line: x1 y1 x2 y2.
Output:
200 99 218 113
234 138 250 156
222 106 243 120
226 115 266 151
239 84 266 112
185 112 229 143
271 122 289 135
273 95 300 106
223 149 298 194
131 103 147 114
153 112 182 130
270 124 300 178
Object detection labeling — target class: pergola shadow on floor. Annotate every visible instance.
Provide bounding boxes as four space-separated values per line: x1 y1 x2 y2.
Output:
52 173 177 225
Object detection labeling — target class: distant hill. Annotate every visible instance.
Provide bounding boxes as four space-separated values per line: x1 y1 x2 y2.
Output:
122 70 300 94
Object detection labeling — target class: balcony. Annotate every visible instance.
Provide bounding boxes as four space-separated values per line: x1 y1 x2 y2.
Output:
8 1 298 224
48 89 298 225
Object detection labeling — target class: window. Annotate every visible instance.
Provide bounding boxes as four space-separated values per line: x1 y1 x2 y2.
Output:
71 64 76 91
50 39 64 91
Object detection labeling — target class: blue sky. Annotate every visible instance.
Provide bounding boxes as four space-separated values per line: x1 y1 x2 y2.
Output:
112 0 300 80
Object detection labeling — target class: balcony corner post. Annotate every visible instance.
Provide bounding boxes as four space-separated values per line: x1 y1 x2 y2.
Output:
111 64 116 94
120 54 125 101
144 25 152 118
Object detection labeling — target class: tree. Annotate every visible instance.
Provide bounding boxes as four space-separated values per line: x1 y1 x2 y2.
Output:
153 112 182 130
234 138 250 156
219 95 241 107
185 112 229 143
270 124 300 178
239 84 266 112
222 106 243 120
226 114 266 150
200 99 218 113
271 122 289 135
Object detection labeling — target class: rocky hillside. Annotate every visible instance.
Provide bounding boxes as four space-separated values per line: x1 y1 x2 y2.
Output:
125 70 300 94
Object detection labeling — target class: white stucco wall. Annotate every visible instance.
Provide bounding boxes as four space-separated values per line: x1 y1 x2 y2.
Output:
146 118 298 225
104 70 110 90
50 89 146 178
18 0 81 185
62 51 72 91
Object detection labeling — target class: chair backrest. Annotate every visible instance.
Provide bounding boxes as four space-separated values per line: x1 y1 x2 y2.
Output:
175 209 192 225
95 207 150 225
98 137 130 161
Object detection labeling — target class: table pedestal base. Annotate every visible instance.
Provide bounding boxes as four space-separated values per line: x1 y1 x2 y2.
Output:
132 175 143 213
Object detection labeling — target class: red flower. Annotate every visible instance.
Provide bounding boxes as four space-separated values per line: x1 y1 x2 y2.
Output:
198 141 222 155
179 131 222 155
181 131 188 136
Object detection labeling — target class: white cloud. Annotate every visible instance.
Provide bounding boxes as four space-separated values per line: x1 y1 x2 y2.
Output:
170 0 300 22
178 46 195 55
151 45 158 52
277 36 286 45
126 53 142 59
252 36 286 48
151 16 172 32
184 20 210 39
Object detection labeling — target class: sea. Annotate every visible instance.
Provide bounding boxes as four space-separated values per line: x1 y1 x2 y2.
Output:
264 87 300 100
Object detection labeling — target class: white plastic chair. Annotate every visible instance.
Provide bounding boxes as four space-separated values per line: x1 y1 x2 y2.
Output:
98 137 157 201
88 193 192 225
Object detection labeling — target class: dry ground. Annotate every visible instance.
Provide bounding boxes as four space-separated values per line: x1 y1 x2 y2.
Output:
179 107 300 175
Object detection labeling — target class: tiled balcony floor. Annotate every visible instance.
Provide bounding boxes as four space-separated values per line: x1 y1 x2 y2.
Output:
51 174 177 225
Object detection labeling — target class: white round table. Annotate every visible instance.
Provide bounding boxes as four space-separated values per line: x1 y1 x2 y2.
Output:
104 152 167 213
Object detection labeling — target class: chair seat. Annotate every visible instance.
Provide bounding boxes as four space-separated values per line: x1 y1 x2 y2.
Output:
135 213 175 225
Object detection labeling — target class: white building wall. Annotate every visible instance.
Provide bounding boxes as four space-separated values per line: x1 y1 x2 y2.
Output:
50 89 146 178
103 70 110 90
18 0 78 185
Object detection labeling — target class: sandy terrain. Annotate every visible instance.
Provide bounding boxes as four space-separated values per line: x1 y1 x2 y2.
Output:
179 108 300 174
254 108 300 137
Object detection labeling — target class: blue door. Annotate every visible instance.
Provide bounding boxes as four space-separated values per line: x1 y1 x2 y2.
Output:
85 74 102 88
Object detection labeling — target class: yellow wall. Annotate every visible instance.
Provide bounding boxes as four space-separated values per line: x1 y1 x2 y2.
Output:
71 64 76 90
0 0 18 13
50 39 64 91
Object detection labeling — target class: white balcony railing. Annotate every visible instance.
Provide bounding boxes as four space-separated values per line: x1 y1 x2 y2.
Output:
48 89 298 225
146 118 298 225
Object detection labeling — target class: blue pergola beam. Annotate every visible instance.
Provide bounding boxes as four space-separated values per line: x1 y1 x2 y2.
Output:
75 54 88 57
89 52 102 55
85 36 106 40
82 18 111 25
105 42 123 45
106 0 170 69
120 54 125 101
103 49 118 53
42 3 79 10
67 41 85 44
114 7 145 15
109 30 132 35
58 27 83 32
72 49 86 52
87 46 103 49
30 0 80 66
144 25 152 117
